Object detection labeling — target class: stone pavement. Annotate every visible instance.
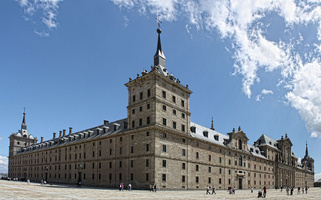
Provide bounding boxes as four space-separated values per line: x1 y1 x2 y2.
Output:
0 180 320 199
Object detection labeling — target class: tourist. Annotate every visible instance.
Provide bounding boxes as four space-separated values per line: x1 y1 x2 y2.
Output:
286 186 289 195
263 186 267 198
258 190 263 198
27 179 30 185
149 184 153 192
154 184 157 192
41 179 44 186
128 183 132 191
206 185 210 194
233 186 236 194
302 187 304 193
251 187 253 193
290 186 293 195
119 183 122 191
305 186 308 194
212 185 216 194
297 186 300 194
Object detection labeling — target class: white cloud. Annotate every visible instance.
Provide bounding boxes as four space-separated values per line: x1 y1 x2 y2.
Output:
315 172 321 182
0 155 8 173
256 89 273 101
17 0 62 35
123 15 129 27
111 0 321 138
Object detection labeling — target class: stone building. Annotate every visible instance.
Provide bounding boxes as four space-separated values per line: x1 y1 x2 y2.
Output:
8 27 314 190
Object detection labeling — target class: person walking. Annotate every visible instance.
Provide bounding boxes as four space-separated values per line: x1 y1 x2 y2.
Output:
251 187 253 193
206 185 210 194
290 186 293 195
154 184 157 192
150 184 153 192
212 185 216 194
263 186 267 198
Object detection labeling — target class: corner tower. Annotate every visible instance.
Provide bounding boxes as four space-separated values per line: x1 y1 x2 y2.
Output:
125 27 192 133
9 112 37 157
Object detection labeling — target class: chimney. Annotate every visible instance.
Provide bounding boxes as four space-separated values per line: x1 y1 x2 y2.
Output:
69 127 72 135
53 132 56 139
41 137 43 143
104 120 109 125
59 131 62 138
63 129 66 136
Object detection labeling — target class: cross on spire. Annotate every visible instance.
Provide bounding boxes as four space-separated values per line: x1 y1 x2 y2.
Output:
156 16 162 29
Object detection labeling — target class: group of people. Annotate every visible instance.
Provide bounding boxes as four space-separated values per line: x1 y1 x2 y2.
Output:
257 186 267 198
205 185 216 194
284 185 308 195
228 186 236 194
149 184 157 192
119 183 132 191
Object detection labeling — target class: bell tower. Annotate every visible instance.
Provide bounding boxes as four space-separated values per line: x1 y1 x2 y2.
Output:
125 26 192 134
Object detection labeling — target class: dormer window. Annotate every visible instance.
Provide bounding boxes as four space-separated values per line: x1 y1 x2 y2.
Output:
203 131 208 138
256 150 259 154
190 126 196 133
214 135 219 141
250 148 253 152
269 142 272 145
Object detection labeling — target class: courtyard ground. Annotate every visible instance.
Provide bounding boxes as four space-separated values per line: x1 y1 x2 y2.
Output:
0 180 320 199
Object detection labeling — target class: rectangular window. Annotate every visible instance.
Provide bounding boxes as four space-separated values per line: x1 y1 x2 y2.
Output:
196 176 199 183
146 144 150 151
132 121 135 128
146 132 150 136
162 174 166 182
162 91 166 98
173 121 176 129
133 95 136 102
208 177 211 184
147 89 151 97
229 179 231 184
162 160 166 167
219 178 222 184
119 173 122 180
146 173 149 181
163 133 167 138
131 173 133 181
196 152 199 159
182 113 185 119
132 109 135 114
173 109 176 115
146 159 149 167
120 147 122 155
109 162 112 168
196 165 199 171
163 118 167 126
147 117 150 124
162 145 166 152
182 125 185 132
182 149 186 156
172 96 176 103
219 157 222 163
131 146 134 153
219 168 222 174
92 151 95 158
209 155 211 161
131 160 133 168
109 174 112 180
131 135 134 140
163 105 167 111
181 100 185 107
208 167 211 172
147 104 150 109
139 106 142 112
139 118 142 126
140 92 143 100
182 163 186 170
109 149 112 155
182 175 185 182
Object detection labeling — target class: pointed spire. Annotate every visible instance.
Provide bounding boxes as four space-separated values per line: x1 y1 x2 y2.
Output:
21 110 27 130
154 17 166 68
305 141 308 157
210 117 215 130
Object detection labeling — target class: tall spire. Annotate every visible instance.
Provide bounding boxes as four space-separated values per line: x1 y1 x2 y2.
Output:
154 17 166 68
305 141 308 157
21 110 27 130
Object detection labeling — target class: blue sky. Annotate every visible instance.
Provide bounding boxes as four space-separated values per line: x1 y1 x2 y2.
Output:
0 0 320 181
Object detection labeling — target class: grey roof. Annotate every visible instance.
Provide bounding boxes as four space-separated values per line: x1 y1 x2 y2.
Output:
190 122 228 146
16 118 127 155
255 134 278 150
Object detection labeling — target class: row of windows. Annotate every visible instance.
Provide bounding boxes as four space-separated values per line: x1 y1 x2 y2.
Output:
132 103 150 114
162 118 185 131
132 89 151 102
162 91 185 107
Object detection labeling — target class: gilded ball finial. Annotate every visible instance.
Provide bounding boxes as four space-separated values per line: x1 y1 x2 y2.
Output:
157 28 162 34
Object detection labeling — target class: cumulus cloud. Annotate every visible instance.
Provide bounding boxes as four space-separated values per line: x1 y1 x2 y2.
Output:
17 0 62 36
0 155 8 173
111 0 321 138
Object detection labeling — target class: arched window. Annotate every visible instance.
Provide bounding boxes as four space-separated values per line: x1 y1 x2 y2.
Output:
239 156 242 166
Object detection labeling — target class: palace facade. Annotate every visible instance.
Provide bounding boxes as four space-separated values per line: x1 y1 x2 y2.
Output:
8 28 314 190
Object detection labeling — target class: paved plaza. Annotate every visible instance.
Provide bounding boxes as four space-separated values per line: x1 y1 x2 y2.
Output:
0 180 320 199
